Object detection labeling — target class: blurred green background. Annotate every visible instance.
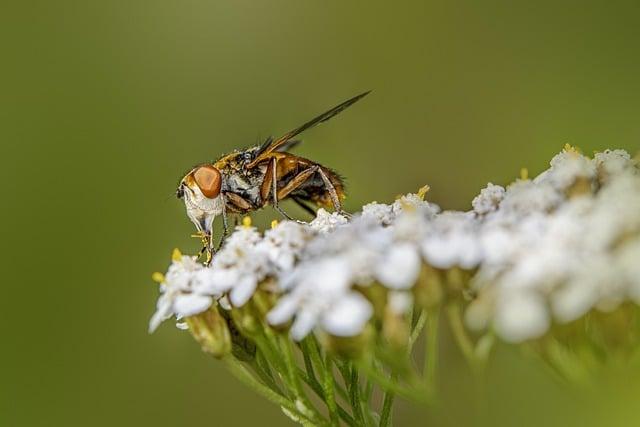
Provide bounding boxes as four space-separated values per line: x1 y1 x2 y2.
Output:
2 1 640 426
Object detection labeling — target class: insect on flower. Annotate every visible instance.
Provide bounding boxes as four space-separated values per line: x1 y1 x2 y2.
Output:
176 91 370 263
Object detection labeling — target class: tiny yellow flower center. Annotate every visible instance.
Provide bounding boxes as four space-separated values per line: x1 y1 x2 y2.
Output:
417 185 430 200
271 219 279 229
242 216 252 228
563 143 580 154
152 272 165 283
520 167 529 180
172 248 183 262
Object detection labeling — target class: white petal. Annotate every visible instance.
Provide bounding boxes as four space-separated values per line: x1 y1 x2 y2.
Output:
551 280 598 323
229 276 258 307
494 292 549 343
173 294 212 317
175 322 189 330
422 236 458 269
290 309 319 341
388 291 413 314
267 295 299 326
148 296 172 333
320 292 373 337
206 268 240 294
376 244 421 289
191 268 219 295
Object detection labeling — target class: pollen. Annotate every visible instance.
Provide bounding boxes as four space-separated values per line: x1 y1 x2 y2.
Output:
271 219 279 229
172 248 183 262
152 272 165 283
417 185 430 200
563 143 580 155
242 216 252 228
520 168 529 180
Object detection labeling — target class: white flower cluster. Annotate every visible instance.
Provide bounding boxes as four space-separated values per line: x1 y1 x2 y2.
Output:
148 254 217 333
468 148 640 342
150 147 640 345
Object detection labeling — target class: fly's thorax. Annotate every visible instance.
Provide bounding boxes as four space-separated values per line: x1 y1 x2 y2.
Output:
222 165 266 206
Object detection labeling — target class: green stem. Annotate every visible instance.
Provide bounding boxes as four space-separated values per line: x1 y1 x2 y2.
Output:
250 356 281 393
307 336 349 401
348 365 367 427
224 357 321 426
424 308 440 394
300 341 318 385
446 302 476 369
254 331 288 374
364 377 374 404
279 335 324 423
323 355 340 426
379 376 396 427
297 370 357 426
250 329 294 401
409 310 428 348
356 360 428 404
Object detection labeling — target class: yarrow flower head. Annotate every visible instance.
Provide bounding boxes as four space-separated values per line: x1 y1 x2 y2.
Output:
148 249 216 333
207 220 270 307
472 183 505 215
149 146 640 426
267 257 373 340
257 220 312 273
150 147 640 347
308 208 348 233
535 144 596 193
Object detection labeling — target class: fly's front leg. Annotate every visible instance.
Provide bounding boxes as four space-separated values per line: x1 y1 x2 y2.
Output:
214 203 229 252
189 220 213 264
223 191 256 229
193 231 213 265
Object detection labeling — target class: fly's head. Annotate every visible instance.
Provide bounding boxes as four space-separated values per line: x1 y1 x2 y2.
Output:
177 164 224 234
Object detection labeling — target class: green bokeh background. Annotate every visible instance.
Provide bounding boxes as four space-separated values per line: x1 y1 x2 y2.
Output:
2 1 640 426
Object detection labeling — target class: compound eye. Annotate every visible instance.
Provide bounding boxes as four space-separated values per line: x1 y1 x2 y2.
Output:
193 165 222 199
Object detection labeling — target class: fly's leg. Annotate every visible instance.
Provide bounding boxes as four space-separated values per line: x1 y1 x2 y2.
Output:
223 190 257 229
276 165 319 200
214 203 229 253
225 191 255 211
270 158 295 220
317 168 350 217
277 165 349 217
275 166 318 223
192 231 213 265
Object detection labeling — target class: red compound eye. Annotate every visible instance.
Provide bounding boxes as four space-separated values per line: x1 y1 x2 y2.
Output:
193 165 221 199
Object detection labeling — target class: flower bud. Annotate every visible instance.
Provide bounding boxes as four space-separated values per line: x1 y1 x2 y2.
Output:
414 265 443 310
252 284 279 317
566 176 593 198
357 284 387 320
320 325 374 359
382 306 410 353
186 306 232 358
230 302 261 337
